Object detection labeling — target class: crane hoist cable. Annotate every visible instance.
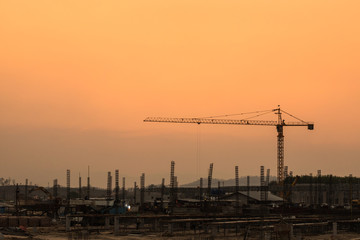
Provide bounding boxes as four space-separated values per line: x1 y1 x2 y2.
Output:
200 109 274 119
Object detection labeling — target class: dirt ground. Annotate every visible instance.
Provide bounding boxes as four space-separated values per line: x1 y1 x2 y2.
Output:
27 232 360 240
3 229 360 240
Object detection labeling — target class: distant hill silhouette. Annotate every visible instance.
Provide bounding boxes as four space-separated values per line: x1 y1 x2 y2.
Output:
181 176 277 187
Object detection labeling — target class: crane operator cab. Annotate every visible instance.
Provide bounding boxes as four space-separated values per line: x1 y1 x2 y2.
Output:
308 124 314 130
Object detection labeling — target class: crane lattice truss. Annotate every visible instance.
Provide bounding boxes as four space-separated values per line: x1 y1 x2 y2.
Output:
144 107 314 183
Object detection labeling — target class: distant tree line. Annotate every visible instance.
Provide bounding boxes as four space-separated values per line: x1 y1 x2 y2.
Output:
281 175 360 185
0 177 16 186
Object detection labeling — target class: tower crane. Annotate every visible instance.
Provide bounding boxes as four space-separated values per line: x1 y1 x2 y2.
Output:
144 106 314 183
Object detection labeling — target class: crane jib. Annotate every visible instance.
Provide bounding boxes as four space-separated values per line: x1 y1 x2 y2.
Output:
144 117 313 129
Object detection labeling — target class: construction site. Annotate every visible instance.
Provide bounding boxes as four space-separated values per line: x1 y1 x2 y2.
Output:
1 107 360 239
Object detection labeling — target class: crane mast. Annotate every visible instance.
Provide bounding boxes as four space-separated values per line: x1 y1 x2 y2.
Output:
144 107 314 183
275 108 285 183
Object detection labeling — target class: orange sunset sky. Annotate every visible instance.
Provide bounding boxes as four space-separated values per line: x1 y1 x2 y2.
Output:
0 1 359 188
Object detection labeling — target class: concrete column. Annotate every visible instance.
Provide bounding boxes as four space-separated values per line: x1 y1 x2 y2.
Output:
65 215 71 232
114 216 119 235
333 222 337 236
